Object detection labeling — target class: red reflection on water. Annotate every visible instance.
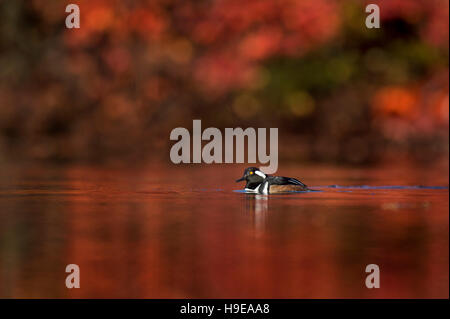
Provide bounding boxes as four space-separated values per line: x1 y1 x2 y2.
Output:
0 163 448 298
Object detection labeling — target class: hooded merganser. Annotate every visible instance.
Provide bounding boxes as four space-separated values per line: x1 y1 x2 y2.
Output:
236 167 309 194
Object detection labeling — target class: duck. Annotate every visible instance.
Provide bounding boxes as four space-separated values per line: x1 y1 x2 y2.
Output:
236 167 309 194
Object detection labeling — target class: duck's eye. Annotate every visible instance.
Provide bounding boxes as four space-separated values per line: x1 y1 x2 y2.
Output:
249 171 254 175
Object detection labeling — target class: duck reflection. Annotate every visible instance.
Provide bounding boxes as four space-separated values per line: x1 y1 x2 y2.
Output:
244 194 268 234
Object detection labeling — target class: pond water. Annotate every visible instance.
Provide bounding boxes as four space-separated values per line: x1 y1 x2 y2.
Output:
0 162 448 298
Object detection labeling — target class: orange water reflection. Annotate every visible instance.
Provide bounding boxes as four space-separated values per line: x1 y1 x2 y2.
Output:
0 163 448 298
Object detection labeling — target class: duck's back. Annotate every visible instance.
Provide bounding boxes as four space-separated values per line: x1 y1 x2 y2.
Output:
259 176 309 194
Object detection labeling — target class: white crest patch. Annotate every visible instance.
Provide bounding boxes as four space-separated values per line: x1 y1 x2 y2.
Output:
255 170 266 179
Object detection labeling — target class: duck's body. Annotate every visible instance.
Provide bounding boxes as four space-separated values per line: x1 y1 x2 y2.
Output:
236 167 309 194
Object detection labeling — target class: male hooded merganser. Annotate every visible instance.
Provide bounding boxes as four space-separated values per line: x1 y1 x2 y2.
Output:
236 167 309 194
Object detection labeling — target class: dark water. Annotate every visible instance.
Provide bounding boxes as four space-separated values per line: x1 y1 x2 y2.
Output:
0 163 448 298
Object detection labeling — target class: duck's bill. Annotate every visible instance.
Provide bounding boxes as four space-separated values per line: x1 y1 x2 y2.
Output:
236 176 245 182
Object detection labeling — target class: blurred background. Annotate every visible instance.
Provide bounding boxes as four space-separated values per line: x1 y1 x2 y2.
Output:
0 0 448 299
0 0 448 166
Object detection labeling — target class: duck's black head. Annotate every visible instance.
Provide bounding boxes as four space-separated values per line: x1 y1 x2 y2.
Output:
236 167 266 189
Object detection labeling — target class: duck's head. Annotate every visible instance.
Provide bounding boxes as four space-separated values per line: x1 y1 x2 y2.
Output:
236 167 266 184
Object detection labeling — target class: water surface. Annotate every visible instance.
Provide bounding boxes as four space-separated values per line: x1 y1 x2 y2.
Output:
0 163 448 298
